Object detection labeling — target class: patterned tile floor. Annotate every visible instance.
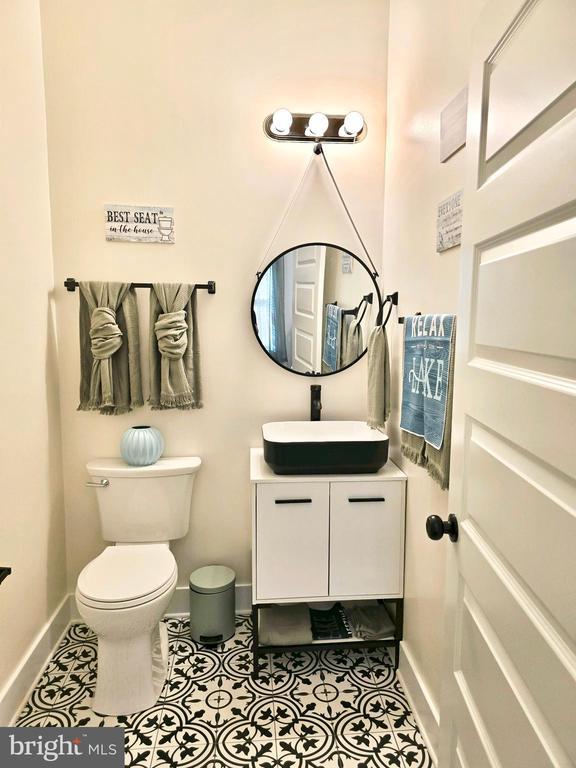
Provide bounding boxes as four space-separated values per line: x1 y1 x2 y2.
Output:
16 616 432 768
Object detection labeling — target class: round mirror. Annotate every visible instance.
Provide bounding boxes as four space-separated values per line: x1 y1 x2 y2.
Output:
251 243 381 376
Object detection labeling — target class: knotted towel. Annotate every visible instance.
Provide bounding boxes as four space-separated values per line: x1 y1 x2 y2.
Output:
78 282 143 415
149 283 202 409
366 325 391 431
400 314 456 490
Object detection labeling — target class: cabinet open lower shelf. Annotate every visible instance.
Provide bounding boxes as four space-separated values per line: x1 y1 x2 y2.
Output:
250 598 404 678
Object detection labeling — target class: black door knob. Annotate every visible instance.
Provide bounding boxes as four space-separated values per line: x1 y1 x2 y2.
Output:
426 514 458 542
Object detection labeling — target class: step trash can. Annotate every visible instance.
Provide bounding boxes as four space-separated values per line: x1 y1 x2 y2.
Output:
189 565 236 645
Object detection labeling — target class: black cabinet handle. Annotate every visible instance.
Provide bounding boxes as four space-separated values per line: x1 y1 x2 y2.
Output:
275 498 312 504
0 567 12 586
348 497 386 503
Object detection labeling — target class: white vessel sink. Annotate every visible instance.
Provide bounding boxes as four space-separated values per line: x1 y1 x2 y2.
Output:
262 421 389 475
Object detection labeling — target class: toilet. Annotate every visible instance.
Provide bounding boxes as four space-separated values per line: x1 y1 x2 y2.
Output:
75 456 201 716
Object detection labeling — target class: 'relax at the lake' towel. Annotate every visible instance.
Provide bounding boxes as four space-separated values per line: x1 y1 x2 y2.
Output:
400 314 455 450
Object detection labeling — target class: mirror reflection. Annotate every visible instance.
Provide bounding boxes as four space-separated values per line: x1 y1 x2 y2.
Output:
252 244 379 375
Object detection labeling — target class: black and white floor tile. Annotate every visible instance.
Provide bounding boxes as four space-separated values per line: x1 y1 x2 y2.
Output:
16 616 432 768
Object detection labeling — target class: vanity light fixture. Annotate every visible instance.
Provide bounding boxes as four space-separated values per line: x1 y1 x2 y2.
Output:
263 109 367 144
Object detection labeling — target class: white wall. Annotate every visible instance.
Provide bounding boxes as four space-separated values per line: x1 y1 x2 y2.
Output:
382 0 485 753
39 0 389 591
0 0 67 713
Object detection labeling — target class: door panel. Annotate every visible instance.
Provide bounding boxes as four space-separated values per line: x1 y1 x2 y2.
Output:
485 0 576 159
256 482 329 600
459 530 576 765
459 597 556 768
329 481 404 597
439 0 576 764
475 231 576 360
466 426 576 639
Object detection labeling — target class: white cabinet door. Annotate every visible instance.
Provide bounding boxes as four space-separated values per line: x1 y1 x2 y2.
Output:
329 481 404 597
256 482 329 601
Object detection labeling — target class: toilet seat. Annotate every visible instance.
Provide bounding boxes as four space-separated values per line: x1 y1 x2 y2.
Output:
76 544 177 610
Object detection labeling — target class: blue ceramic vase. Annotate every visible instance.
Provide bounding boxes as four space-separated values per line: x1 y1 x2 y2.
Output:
121 426 164 466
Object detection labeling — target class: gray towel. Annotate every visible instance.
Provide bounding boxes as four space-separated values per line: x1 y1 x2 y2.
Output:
78 282 143 415
346 605 395 640
401 319 457 489
149 283 202 410
341 315 364 367
366 325 390 430
258 605 313 646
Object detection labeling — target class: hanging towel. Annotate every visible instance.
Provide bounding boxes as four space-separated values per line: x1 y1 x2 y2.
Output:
149 283 202 410
78 282 143 415
400 314 456 490
366 325 391 430
322 303 342 372
341 315 364 367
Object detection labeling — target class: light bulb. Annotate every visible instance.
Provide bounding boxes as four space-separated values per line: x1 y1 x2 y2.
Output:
307 112 329 137
271 108 293 135
339 111 365 137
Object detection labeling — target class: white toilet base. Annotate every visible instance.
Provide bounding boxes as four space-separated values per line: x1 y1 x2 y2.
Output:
91 621 169 717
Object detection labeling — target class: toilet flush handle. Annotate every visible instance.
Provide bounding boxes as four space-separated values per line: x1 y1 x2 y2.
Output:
85 479 109 488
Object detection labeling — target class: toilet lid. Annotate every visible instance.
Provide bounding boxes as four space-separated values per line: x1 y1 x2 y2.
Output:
77 545 177 604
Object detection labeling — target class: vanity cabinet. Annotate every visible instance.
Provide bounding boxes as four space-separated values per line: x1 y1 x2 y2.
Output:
250 448 407 604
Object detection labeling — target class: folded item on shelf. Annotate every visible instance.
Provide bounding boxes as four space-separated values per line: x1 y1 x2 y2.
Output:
346 604 395 640
258 604 313 646
309 603 352 640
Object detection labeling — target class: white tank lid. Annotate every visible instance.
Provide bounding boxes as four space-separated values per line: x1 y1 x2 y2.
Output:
86 456 201 477
77 545 176 603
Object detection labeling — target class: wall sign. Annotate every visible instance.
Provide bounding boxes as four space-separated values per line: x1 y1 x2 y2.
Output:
437 190 463 252
104 204 174 243
440 87 468 162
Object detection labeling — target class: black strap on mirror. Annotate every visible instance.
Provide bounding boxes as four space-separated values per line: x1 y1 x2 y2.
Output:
256 144 379 279
315 144 379 278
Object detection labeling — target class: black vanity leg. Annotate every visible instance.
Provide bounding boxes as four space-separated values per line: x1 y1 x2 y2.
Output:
251 604 259 680
394 598 404 670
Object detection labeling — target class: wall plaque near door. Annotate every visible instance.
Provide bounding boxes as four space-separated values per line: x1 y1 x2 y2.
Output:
440 87 468 162
437 190 463 252
104 204 175 243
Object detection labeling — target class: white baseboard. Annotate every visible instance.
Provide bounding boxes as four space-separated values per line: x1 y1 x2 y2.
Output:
398 641 440 766
0 595 71 726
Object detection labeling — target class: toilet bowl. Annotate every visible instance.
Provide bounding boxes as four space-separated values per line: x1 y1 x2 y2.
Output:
76 544 178 716
77 456 201 716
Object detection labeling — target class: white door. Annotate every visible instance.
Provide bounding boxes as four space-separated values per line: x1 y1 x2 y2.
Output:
438 1 576 766
291 245 326 373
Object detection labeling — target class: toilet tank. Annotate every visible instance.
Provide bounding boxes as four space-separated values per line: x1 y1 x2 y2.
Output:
86 457 201 543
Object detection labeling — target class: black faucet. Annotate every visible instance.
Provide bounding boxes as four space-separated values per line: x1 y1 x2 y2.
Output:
310 385 322 421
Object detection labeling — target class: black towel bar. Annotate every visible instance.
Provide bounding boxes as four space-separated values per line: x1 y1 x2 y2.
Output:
64 278 216 294
398 311 422 324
